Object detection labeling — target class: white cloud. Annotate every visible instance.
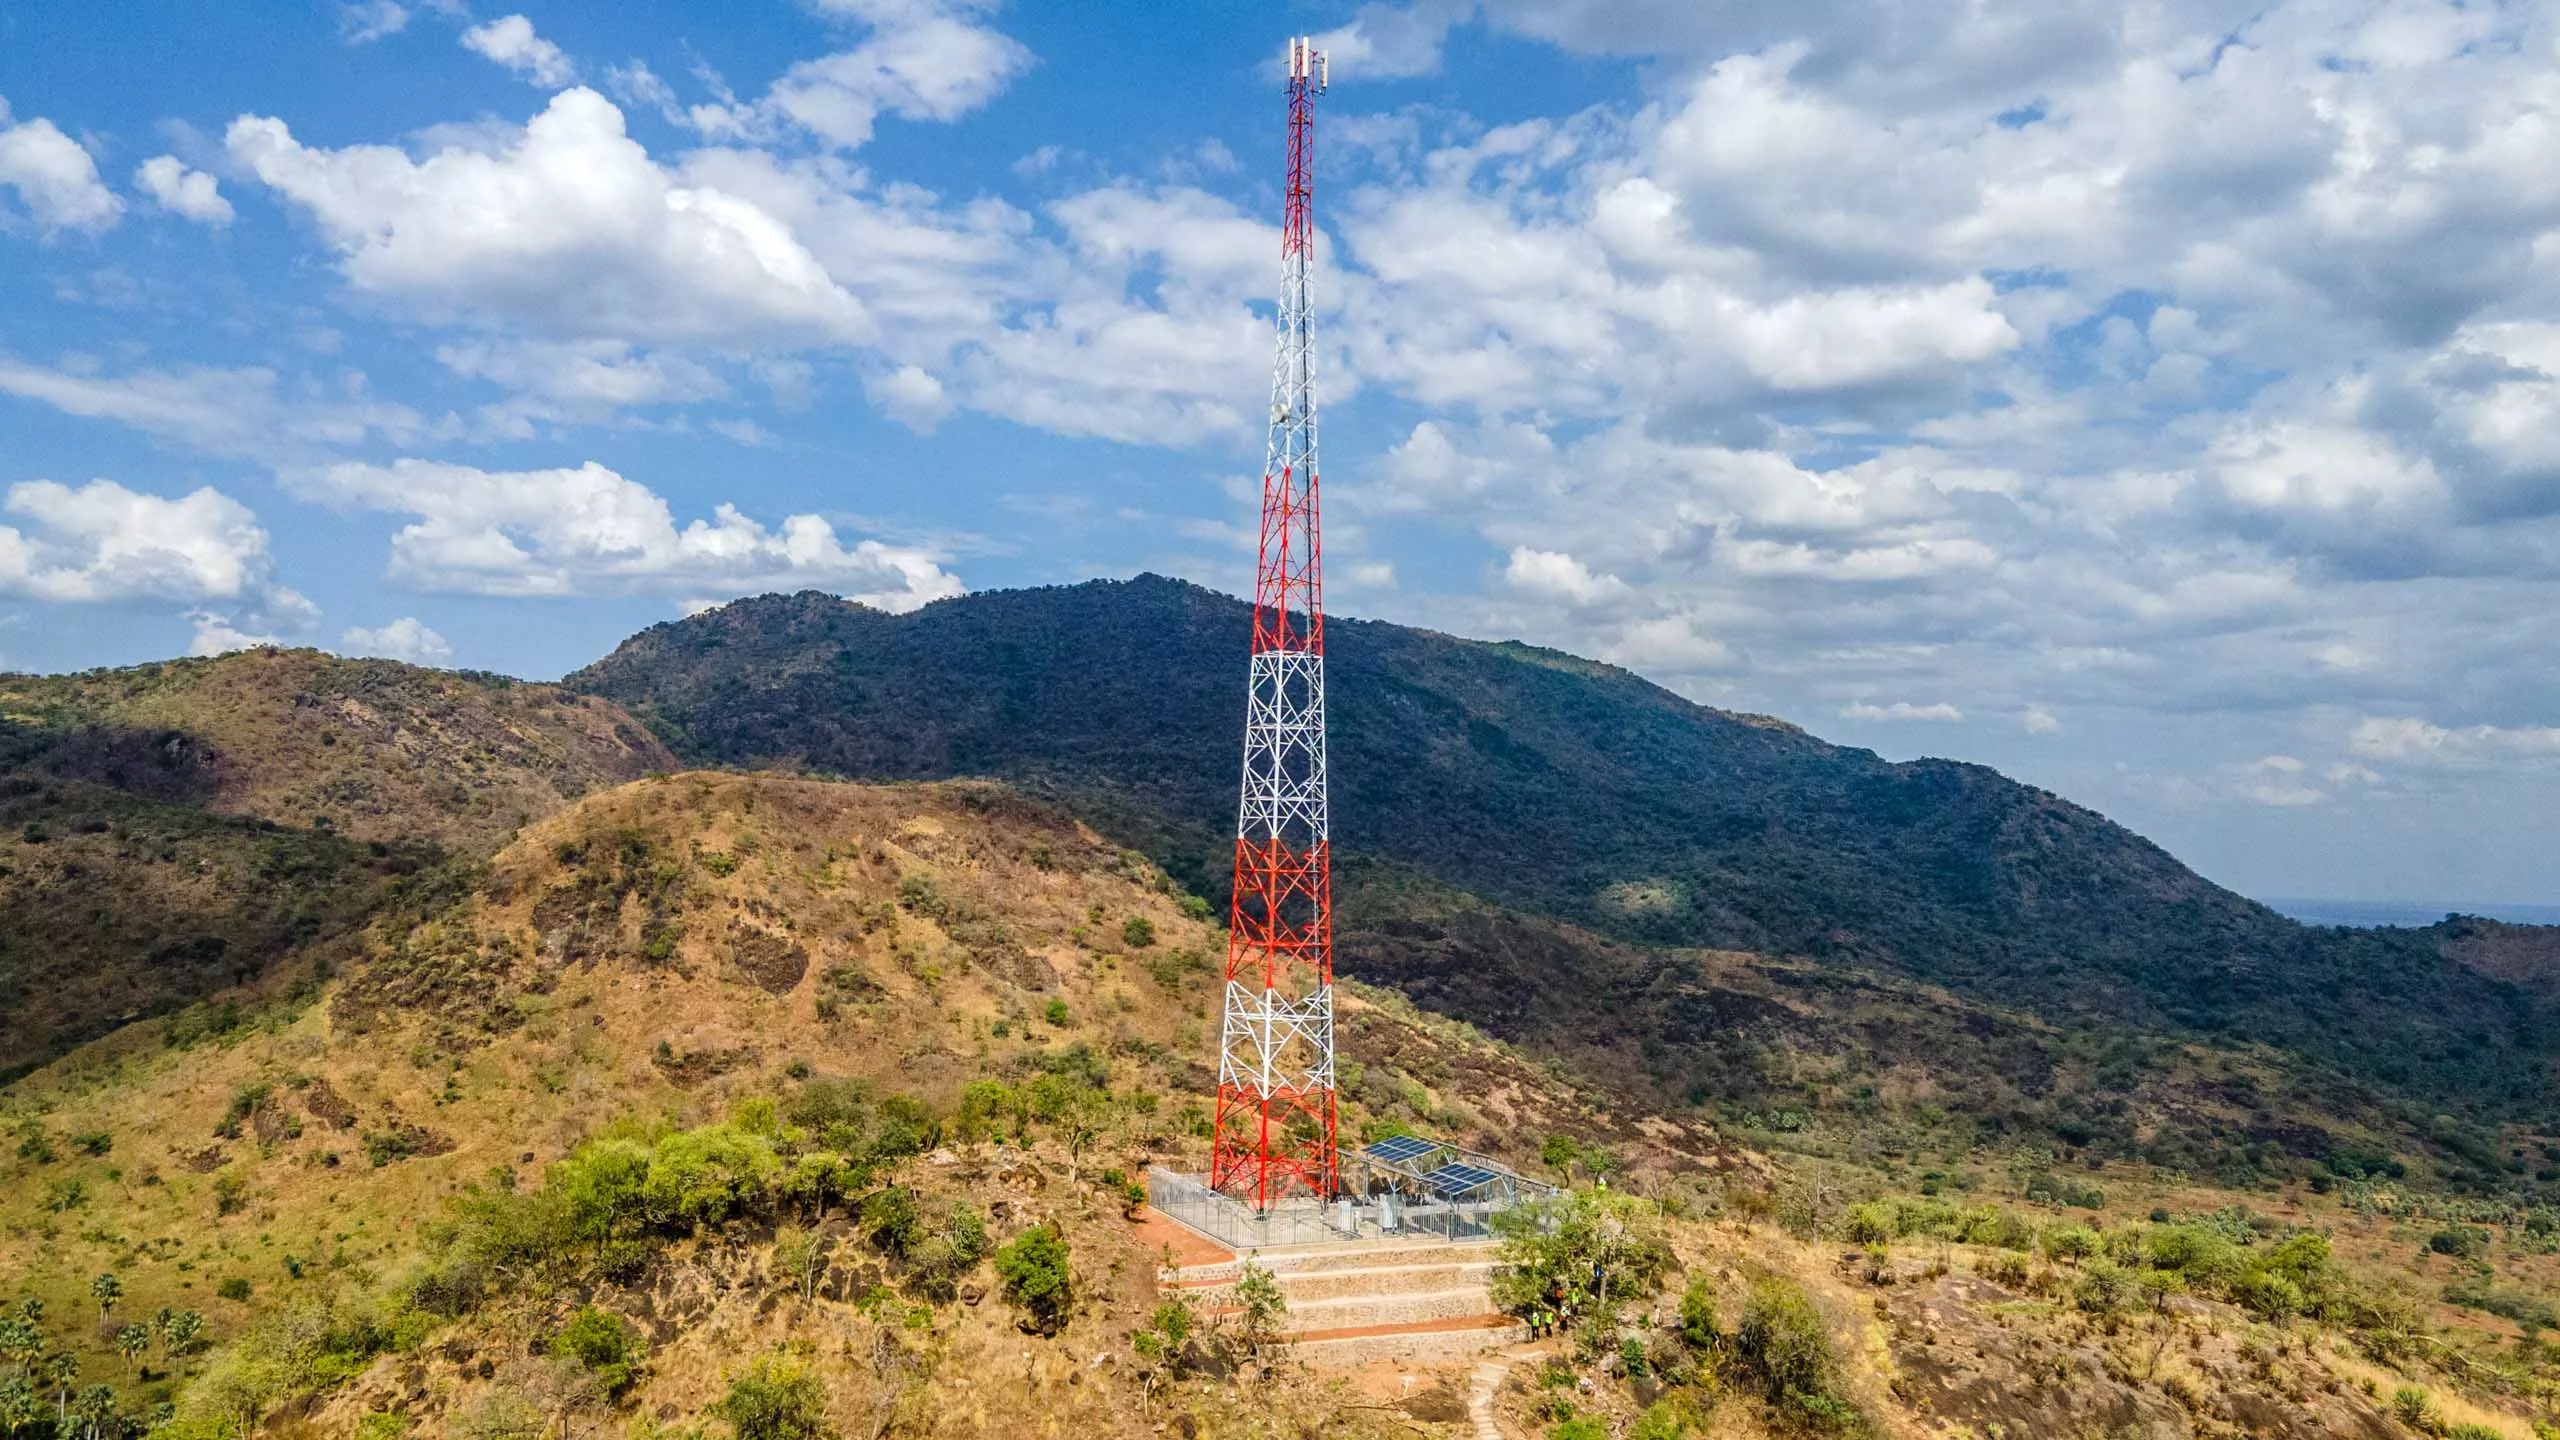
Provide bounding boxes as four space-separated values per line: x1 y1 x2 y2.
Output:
188 612 285 656
865 364 951 432
298 457 965 611
0 480 272 604
1502 546 1627 605
0 357 422 459
701 0 1032 150
1312 1 1472 80
133 156 234 225
338 1 410 43
2347 716 2560 767
1842 700 1965 722
227 89 870 346
0 479 316 652
461 15 576 89
2231 754 2325 807
339 616 454 663
0 102 121 232
2022 705 2060 735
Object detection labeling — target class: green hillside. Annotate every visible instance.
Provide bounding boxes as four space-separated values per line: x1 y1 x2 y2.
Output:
0 650 674 1076
569 577 2560 1153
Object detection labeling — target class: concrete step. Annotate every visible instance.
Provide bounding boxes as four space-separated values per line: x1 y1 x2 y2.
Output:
1185 1259 1497 1304
1287 1316 1526 1370
1171 1240 1493 1284
1203 1284 1495 1332
1280 1285 1500 1331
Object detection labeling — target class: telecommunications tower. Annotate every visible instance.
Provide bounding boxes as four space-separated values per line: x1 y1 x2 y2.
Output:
1211 35 1337 1211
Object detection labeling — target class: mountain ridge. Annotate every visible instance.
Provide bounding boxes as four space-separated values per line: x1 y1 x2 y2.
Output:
566 575 2560 1157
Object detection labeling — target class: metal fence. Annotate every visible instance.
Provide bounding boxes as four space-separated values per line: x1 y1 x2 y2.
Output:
1147 1168 1530 1248
1148 1168 1357 1249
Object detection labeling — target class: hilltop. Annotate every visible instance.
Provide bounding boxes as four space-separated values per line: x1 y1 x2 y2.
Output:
570 578 2560 1172
0 648 671 854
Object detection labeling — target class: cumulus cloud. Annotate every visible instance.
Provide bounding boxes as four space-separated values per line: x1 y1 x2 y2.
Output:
339 616 454 663
297 457 965 610
0 101 121 232
226 89 871 345
0 479 316 649
1502 546 1627 605
461 15 576 88
133 156 233 225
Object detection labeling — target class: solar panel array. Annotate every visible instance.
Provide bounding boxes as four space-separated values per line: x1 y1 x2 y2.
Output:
1363 1135 1439 1165
1423 1162 1500 1198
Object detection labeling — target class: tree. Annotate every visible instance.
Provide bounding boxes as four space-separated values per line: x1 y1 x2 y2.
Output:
0 1311 41 1378
994 1226 1074 1335
1231 1263 1288 1360
711 1355 831 1440
1489 1189 1674 1347
1130 1297 1195 1407
67 1385 116 1440
42 1352 78 1431
113 1326 147 1376
0 1377 38 1439
89 1274 121 1323
158 1309 205 1359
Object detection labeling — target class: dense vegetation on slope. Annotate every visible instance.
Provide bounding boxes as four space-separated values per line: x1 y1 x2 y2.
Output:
0 649 674 1077
0 778 435 1079
569 579 2560 1139
0 649 672 853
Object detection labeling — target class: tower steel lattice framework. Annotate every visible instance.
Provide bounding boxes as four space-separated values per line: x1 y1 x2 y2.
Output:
1211 35 1337 1211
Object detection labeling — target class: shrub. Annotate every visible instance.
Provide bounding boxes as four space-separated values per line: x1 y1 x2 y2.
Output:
2390 1386 2437 1430
1842 1202 1894 1246
712 1355 831 1440
994 1226 1073 1335
1677 1275 1722 1351
1043 999 1071 1028
1630 1398 1694 1440
549 1306 643 1396
217 1278 252 1302
1732 1277 1863 1433
2427 1226 2488 1260
1121 916 1156 948
70 1131 112 1157
2040 1225 2101 1263
1549 1419 1606 1440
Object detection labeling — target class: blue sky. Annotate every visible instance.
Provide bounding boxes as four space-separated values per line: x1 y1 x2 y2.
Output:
5 0 2560 906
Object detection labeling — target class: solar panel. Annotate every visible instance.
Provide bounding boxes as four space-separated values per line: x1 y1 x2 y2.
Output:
1424 1163 1500 1198
1364 1135 1438 1164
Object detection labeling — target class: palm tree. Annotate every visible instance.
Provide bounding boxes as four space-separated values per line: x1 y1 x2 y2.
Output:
88 1275 121 1324
113 1326 148 1377
68 1385 115 1440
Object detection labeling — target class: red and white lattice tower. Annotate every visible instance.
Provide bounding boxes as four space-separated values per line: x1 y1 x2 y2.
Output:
1211 35 1337 1211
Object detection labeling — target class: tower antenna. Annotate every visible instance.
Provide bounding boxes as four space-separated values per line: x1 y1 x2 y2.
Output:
1211 34 1336 1211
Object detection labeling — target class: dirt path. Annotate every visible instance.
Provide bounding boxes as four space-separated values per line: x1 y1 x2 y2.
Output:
1468 1345 1546 1440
